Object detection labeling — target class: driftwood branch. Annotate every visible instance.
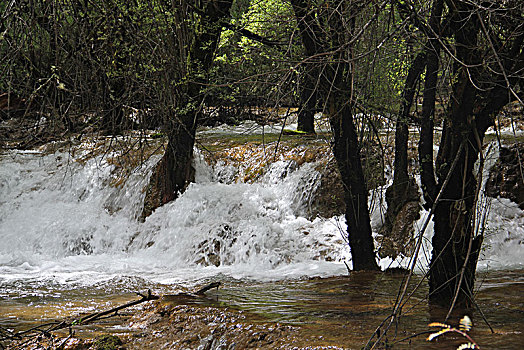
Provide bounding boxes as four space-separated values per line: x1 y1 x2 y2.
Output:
73 289 159 326
1 283 221 349
196 282 221 295
0 290 159 349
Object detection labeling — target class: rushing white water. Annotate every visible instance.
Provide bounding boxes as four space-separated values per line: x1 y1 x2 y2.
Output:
0 139 522 290
0 145 350 288
375 141 524 272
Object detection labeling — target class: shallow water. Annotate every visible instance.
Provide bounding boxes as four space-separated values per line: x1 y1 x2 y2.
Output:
1 271 523 349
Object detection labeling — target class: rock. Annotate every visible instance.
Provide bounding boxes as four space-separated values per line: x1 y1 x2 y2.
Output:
486 143 524 209
378 201 421 258
93 335 123 350
309 159 346 218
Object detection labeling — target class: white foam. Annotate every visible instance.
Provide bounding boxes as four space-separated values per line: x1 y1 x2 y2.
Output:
0 141 522 288
0 149 349 286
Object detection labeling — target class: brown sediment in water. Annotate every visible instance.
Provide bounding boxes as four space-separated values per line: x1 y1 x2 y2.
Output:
125 303 303 349
4 272 524 349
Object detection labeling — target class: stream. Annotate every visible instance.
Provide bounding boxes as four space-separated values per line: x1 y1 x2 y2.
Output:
1 126 523 348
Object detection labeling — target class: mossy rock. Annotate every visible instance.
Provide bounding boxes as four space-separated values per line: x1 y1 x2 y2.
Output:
93 335 123 350
282 129 308 135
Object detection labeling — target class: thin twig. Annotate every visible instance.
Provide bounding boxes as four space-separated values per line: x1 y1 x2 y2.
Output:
3 290 159 347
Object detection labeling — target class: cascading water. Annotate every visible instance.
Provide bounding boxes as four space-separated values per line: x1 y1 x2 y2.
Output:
2 132 523 350
0 144 350 288
0 137 522 291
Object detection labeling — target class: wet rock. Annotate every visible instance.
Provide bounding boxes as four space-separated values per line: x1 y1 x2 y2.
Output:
486 143 524 209
309 159 346 218
309 143 386 219
194 225 238 267
93 335 123 350
378 201 420 258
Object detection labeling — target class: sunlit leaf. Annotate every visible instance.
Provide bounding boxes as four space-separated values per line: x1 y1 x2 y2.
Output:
428 322 450 328
459 316 473 332
457 342 476 350
427 328 451 341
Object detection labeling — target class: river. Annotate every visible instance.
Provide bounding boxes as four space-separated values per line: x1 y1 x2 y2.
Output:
0 128 523 348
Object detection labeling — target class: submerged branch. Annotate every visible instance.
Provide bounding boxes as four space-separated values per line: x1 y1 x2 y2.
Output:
74 290 159 326
1 290 159 349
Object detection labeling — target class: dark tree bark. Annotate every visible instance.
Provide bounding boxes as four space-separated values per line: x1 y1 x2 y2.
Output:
146 0 234 212
427 0 482 307
291 0 323 134
428 0 523 307
291 0 378 270
418 0 443 208
393 0 523 307
331 102 379 270
296 71 317 134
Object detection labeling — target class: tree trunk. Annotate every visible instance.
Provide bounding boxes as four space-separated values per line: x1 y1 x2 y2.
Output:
331 102 379 270
430 124 484 307
428 0 480 307
291 0 378 270
382 51 426 239
291 0 324 134
296 71 316 134
421 0 524 307
325 1 378 271
143 0 233 216
418 0 443 208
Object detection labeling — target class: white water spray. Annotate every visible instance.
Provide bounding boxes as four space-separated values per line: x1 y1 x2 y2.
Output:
0 146 349 286
0 139 522 288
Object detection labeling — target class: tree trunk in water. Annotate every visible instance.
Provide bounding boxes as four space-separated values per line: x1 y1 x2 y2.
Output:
430 124 484 307
158 113 198 204
290 0 378 270
143 0 233 217
428 0 480 307
331 103 379 271
426 0 522 306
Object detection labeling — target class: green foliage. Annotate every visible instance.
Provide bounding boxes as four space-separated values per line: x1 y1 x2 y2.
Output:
211 0 299 108
1 0 188 131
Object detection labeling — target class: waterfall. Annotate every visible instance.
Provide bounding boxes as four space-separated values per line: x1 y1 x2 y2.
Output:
0 146 349 286
0 139 522 288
